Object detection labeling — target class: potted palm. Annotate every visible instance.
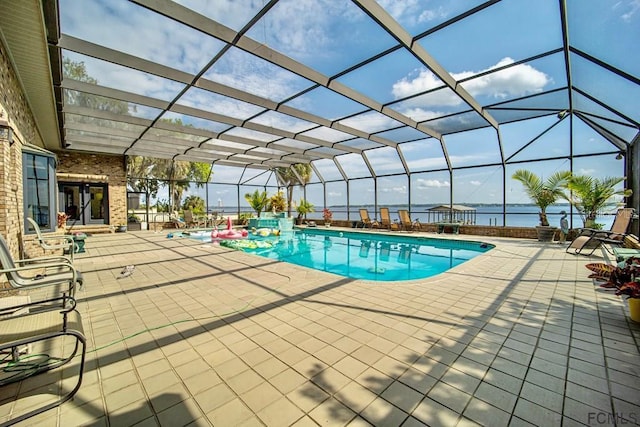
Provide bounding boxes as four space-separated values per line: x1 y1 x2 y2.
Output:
564 175 632 229
512 169 571 241
295 199 314 225
268 191 287 217
244 189 269 218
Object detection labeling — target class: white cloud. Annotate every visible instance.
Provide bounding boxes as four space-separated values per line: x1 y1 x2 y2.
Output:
392 68 445 99
415 178 450 189
250 112 316 133
578 168 596 175
178 88 264 120
338 111 401 133
377 0 448 27
459 58 550 99
61 0 224 75
204 48 310 102
392 57 550 105
470 181 482 186
174 0 262 31
255 0 362 60
302 126 353 142
328 191 342 197
398 107 448 122
449 153 494 166
406 157 447 170
380 186 407 193
619 0 640 21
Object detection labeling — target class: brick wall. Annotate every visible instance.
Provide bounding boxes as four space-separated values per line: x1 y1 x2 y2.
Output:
332 220 540 239
55 151 127 226
0 38 43 260
2 39 127 268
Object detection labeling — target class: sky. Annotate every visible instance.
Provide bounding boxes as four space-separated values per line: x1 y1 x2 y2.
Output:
58 0 638 207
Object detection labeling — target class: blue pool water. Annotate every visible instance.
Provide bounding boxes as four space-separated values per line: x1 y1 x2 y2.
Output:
188 229 493 281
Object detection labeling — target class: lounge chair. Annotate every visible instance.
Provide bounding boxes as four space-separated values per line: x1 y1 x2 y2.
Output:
170 211 186 229
27 217 75 262
0 234 83 297
398 209 420 232
566 208 634 256
358 209 378 229
0 295 86 425
184 210 206 228
379 208 398 231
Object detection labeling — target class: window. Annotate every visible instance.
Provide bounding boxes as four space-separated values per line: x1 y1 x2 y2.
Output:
23 150 57 233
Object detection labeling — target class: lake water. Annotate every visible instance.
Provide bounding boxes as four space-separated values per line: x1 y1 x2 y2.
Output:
215 204 617 230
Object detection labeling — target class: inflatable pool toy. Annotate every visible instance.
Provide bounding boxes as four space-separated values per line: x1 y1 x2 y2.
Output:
251 228 280 237
211 229 248 239
220 239 274 250
211 217 249 241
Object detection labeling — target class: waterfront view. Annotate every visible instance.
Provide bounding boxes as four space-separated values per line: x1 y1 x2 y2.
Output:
209 204 619 230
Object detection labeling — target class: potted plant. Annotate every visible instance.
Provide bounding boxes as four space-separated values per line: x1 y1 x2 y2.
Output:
564 175 632 229
268 191 287 217
127 214 141 231
295 199 314 225
57 212 69 229
588 257 640 322
512 169 571 241
322 208 333 227
244 189 269 218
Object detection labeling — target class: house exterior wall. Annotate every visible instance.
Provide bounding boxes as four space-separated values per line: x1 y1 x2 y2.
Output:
1 39 127 267
55 151 127 227
0 37 42 260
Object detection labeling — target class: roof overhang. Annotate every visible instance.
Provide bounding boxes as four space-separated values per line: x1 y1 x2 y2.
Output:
0 0 61 150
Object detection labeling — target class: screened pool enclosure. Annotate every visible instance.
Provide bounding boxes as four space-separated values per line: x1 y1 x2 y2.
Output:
17 1 640 229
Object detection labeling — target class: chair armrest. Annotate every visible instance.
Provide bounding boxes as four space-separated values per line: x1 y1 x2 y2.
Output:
578 228 624 238
595 237 626 246
0 295 75 318
40 237 74 248
596 231 627 240
45 234 74 243
15 255 73 265
0 261 77 277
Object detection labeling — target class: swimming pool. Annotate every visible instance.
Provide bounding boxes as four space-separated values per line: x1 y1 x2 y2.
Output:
190 228 493 282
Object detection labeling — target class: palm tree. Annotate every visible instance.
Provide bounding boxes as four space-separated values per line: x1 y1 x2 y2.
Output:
244 189 269 217
295 199 315 224
276 164 313 217
564 175 632 228
512 169 571 226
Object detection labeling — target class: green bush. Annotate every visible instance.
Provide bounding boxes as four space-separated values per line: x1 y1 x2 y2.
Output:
182 195 206 215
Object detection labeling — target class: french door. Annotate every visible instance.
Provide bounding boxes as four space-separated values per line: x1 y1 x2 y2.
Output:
59 183 108 225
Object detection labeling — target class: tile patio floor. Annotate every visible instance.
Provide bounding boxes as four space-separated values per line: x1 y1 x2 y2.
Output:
1 229 639 426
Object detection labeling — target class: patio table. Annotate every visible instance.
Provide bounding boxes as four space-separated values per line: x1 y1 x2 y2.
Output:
612 247 640 263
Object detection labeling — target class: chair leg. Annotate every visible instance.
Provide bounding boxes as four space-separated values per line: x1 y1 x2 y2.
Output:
0 330 86 426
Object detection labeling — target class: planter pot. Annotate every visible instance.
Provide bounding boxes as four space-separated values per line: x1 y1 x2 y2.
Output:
536 225 557 242
629 298 640 323
127 222 141 231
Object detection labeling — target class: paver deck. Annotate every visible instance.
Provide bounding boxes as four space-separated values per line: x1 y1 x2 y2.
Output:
1 230 638 426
